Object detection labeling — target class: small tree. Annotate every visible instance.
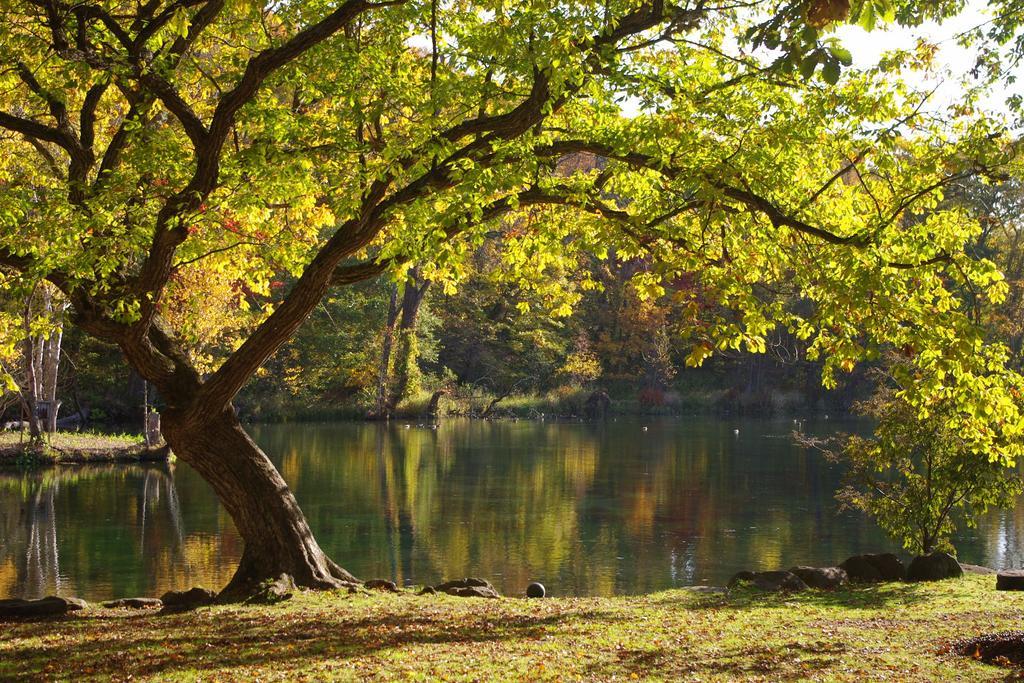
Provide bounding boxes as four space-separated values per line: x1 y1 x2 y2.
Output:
815 375 1023 556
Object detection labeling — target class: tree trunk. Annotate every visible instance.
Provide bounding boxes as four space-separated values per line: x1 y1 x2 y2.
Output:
21 315 41 442
373 268 430 419
373 285 401 418
385 270 430 413
161 407 358 600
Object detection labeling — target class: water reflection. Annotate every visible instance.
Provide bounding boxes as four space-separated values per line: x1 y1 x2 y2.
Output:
0 465 239 600
2 417 1024 601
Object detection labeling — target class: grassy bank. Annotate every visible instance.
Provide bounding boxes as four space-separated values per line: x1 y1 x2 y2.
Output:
0 431 168 466
2 575 1020 681
243 385 850 423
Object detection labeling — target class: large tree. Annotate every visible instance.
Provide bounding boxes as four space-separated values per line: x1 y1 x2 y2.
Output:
1 0 1022 598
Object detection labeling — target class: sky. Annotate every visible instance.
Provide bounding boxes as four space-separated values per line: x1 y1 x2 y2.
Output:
834 1 1018 119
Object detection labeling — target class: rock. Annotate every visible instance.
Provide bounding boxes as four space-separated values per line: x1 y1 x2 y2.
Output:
526 582 546 598
906 551 964 582
788 566 848 590
417 586 436 596
727 571 757 588
0 596 88 619
102 597 163 610
838 556 882 582
446 586 500 599
681 586 728 594
840 553 905 582
959 563 996 575
160 586 216 611
433 578 500 598
365 579 400 593
866 553 906 581
728 570 808 592
997 570 1024 591
245 574 296 605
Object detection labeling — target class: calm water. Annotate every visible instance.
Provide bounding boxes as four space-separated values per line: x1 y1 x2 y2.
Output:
2 417 1023 601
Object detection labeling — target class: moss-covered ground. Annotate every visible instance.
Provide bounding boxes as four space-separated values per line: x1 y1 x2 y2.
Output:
0 430 165 466
2 574 1022 681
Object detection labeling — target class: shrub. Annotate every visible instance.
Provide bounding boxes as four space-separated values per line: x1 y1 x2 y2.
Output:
804 378 1023 555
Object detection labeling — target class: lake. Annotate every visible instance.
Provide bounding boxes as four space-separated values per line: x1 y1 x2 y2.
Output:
2 417 1022 601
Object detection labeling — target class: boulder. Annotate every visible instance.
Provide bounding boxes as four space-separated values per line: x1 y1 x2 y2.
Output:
906 551 964 582
526 582 546 598
788 566 848 590
959 563 996 575
727 571 757 588
160 586 216 611
728 570 808 592
840 553 905 582
839 556 882 582
417 586 436 596
433 578 500 598
102 597 163 610
997 570 1024 591
446 586 500 599
365 579 400 593
0 596 88 619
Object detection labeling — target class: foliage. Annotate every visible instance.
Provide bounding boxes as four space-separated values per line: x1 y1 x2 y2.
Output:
556 334 603 387
2 0 1024 586
818 372 1024 555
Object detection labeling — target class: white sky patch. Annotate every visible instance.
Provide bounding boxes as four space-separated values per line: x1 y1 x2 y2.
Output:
834 1 1019 121
402 3 1020 124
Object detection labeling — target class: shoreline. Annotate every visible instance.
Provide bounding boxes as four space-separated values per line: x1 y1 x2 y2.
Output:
0 432 171 467
1 575 1017 680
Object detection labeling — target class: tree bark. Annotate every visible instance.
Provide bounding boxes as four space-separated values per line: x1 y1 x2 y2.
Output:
373 268 430 419
373 285 401 418
160 406 358 600
21 298 41 441
385 277 429 411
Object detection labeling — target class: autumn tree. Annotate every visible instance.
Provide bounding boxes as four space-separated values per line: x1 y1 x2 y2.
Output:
1 0 1022 599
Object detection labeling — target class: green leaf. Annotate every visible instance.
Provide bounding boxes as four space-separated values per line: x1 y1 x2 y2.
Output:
822 61 841 84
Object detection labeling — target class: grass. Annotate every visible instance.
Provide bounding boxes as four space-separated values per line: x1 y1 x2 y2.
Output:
0 430 166 466
1 575 1021 681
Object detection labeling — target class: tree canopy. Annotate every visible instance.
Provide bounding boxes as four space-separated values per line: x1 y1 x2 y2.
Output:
1 0 1023 593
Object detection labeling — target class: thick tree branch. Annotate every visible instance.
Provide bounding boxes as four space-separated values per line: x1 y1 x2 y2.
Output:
194 1 674 414
135 0 403 308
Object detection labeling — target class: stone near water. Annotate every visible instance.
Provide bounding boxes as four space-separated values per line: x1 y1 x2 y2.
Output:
160 586 216 611
788 566 848 590
840 553 905 582
906 551 963 582
433 577 500 598
102 597 163 610
839 556 882 582
959 563 996 575
526 582 546 598
0 596 88 619
365 579 400 593
996 570 1024 591
728 570 808 592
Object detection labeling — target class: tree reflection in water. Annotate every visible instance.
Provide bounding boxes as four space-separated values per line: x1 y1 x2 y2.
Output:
0 464 232 600
2 418 1024 601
